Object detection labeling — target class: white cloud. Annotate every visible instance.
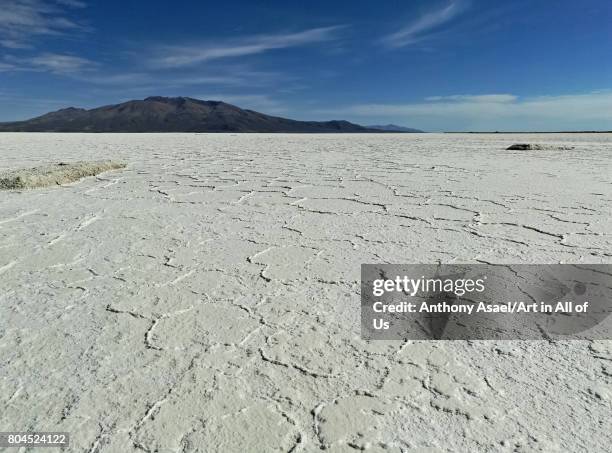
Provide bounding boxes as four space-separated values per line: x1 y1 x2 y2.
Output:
55 0 86 7
74 72 151 85
0 0 87 48
150 26 344 68
0 39 31 49
313 91 612 131
29 52 94 72
382 0 468 48
425 94 517 103
63 66 285 90
4 52 96 73
170 69 284 87
0 62 17 71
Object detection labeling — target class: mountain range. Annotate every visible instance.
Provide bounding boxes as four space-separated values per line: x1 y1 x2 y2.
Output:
0 97 420 133
367 124 423 132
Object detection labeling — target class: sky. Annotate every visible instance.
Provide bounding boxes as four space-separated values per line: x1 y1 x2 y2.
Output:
1 0 611 131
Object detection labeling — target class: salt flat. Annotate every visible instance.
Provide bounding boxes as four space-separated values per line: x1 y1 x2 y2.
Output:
0 133 610 452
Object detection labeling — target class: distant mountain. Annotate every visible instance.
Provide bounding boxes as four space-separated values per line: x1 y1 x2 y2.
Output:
0 96 382 133
367 124 423 132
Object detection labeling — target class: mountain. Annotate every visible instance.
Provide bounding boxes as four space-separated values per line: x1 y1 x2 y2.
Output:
367 124 423 132
0 96 382 133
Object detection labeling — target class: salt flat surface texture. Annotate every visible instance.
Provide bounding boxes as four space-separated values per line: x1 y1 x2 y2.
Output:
0 133 610 452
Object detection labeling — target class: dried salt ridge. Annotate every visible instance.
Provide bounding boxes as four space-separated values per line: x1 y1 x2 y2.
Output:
0 133 610 452
506 143 575 150
0 161 126 190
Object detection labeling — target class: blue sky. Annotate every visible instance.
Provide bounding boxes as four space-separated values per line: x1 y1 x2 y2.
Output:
1 0 611 130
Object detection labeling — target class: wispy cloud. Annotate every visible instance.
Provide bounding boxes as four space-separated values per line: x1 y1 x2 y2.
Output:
149 26 344 68
28 52 94 72
0 0 88 48
382 0 468 48
0 39 32 49
3 52 96 73
171 68 286 88
55 0 86 7
0 62 17 71
313 91 612 131
425 94 517 103
64 66 286 90
69 72 152 85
